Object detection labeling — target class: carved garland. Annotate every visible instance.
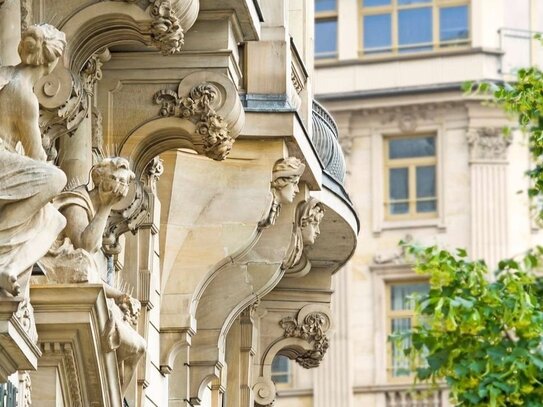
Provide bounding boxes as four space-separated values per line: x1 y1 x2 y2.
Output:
154 84 234 160
279 312 330 369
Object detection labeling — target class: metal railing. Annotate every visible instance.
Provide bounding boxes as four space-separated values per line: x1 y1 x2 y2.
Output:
311 100 346 185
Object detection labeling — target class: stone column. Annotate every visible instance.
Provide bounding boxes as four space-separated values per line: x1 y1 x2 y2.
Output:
313 265 353 407
0 0 21 66
467 127 511 269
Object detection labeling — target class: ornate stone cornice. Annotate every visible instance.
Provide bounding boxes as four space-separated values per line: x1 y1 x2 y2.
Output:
154 72 244 160
467 127 511 161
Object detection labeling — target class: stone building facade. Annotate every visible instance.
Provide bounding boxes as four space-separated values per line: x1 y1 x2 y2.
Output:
0 1 358 406
274 0 543 407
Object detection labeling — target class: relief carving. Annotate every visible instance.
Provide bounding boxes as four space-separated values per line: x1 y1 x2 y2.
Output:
40 157 135 283
150 0 184 55
259 157 305 228
18 371 32 407
155 83 236 160
467 127 512 161
279 311 330 369
0 24 67 296
282 197 325 274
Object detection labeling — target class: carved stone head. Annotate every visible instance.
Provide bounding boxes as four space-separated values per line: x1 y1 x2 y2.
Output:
297 198 325 245
91 157 135 199
18 24 66 73
271 157 305 204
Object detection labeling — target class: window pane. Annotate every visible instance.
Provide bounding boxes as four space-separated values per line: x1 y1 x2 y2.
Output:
363 0 391 6
389 168 408 200
391 317 412 376
398 0 431 5
389 137 435 159
390 202 409 214
271 355 290 383
316 0 336 12
363 14 392 53
315 19 337 58
391 283 428 311
440 5 469 42
398 7 432 52
417 200 437 212
416 165 436 198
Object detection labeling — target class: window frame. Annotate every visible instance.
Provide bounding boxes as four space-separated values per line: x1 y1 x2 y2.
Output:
370 263 429 385
385 280 429 382
358 0 471 58
271 354 293 388
383 134 438 221
315 1 339 60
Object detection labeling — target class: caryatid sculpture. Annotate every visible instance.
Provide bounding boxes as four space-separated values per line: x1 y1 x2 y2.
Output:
0 24 67 296
260 157 305 227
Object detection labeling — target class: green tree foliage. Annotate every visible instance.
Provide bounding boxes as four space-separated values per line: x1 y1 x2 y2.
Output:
400 245 543 406
399 38 543 406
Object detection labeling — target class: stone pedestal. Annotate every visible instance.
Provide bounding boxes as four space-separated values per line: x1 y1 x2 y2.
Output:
0 298 40 382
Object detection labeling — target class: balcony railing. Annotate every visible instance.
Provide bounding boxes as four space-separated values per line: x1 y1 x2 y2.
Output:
386 387 446 407
311 100 346 185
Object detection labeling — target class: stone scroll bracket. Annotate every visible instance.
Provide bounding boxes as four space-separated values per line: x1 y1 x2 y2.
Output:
153 71 245 161
253 304 332 407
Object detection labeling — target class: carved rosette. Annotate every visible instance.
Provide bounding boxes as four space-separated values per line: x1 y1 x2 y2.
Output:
154 72 244 160
279 311 330 369
150 0 184 55
467 127 512 161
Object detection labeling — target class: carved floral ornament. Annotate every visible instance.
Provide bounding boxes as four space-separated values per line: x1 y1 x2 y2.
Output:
467 127 512 161
154 72 244 160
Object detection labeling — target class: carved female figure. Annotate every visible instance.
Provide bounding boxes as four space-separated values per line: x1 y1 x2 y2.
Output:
0 24 67 296
260 157 305 227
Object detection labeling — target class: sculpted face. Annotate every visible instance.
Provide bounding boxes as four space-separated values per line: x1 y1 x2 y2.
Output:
301 219 321 245
92 158 135 205
277 179 300 204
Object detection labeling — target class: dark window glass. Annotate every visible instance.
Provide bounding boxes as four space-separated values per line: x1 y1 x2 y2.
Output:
416 165 436 198
363 0 391 6
389 137 435 159
440 5 469 42
271 356 290 384
315 19 338 58
363 14 392 53
398 7 432 52
316 0 336 12
390 168 408 200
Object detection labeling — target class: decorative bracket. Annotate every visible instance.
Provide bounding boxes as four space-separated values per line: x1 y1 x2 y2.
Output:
154 71 244 160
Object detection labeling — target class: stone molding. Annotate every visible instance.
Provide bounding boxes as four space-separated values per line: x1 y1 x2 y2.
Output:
467 127 511 161
154 76 244 160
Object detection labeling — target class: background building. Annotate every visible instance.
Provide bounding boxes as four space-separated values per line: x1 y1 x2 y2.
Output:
274 0 543 406
0 1 358 406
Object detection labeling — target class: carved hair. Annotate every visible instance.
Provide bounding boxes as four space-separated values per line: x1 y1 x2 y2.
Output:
18 24 66 66
91 157 135 186
297 197 325 227
271 157 305 189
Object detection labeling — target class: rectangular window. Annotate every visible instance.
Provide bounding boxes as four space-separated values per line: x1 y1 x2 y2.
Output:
359 0 470 56
315 0 338 59
271 355 292 385
384 135 437 219
387 281 429 378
